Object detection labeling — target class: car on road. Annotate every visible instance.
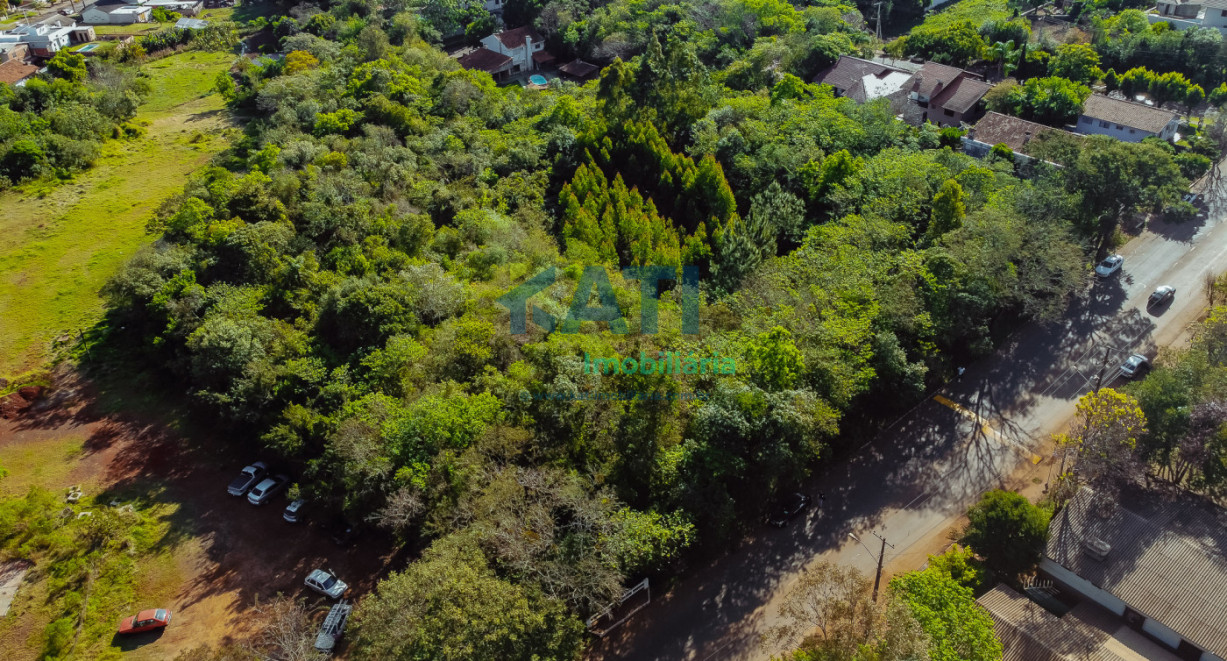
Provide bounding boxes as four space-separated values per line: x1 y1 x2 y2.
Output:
227 462 268 496
1094 255 1123 278
247 474 289 505
767 492 811 528
283 498 305 523
305 569 348 599
1148 285 1175 308
1121 354 1149 378
118 608 171 635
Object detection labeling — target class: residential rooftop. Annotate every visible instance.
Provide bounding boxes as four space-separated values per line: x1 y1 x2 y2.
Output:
969 111 1072 154
1046 487 1227 658
1080 94 1177 134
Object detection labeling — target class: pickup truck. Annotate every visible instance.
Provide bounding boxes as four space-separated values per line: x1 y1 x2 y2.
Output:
227 462 268 496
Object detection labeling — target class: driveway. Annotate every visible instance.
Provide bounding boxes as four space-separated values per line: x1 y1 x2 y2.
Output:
591 177 1227 661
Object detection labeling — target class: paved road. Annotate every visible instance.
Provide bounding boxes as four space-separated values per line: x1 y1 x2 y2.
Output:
592 176 1227 661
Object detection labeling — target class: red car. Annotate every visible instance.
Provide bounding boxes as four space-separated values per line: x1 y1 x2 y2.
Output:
118 609 171 635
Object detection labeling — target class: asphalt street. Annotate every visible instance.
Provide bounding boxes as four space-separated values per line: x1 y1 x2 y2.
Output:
591 175 1227 661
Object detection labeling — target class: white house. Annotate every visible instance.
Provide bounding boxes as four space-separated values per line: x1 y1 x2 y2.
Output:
1074 94 1179 143
479 26 548 74
1148 0 1227 34
0 21 76 57
82 2 153 25
484 0 507 12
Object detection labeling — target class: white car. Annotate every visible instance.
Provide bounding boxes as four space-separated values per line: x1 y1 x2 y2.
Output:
305 569 348 599
1120 354 1149 378
1095 255 1123 278
246 474 289 505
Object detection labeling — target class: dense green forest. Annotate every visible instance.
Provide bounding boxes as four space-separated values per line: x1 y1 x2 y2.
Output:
74 0 1205 657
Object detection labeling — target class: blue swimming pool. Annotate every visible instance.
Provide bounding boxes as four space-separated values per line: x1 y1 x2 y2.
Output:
77 44 99 52
529 74 548 85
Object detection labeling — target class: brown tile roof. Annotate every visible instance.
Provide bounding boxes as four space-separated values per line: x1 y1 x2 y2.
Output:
1046 487 1227 658
932 76 991 113
814 55 909 95
496 26 544 50
0 59 39 85
457 47 512 73
1080 94 1177 134
977 585 1129 661
970 111 1068 154
558 59 599 79
912 61 968 98
531 50 555 63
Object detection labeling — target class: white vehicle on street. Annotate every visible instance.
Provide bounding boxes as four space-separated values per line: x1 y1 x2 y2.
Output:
1095 255 1123 278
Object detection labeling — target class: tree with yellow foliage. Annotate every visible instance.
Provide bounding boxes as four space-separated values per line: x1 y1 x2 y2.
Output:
1055 388 1147 501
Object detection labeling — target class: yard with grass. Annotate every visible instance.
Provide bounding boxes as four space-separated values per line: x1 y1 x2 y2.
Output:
0 51 237 377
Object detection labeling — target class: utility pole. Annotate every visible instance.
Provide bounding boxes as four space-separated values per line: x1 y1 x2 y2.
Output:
1092 346 1112 393
873 1 884 44
870 531 894 602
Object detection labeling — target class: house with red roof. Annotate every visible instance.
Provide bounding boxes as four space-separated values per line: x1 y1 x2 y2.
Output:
479 26 549 75
904 61 992 128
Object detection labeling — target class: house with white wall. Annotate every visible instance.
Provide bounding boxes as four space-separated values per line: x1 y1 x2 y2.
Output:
1148 0 1227 34
479 26 547 74
82 2 153 25
1040 487 1227 661
0 21 75 57
1074 94 1179 142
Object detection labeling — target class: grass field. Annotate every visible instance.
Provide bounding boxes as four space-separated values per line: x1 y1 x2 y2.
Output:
0 51 237 376
909 0 1012 32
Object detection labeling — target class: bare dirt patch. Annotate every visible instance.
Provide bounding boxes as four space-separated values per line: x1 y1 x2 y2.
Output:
0 373 400 659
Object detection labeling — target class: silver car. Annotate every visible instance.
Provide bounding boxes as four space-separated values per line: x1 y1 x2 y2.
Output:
305 569 348 599
1095 255 1123 278
246 474 289 505
1120 354 1149 378
283 498 305 523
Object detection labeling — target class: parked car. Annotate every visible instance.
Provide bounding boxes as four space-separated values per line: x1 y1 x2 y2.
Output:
283 498 305 523
1121 354 1149 378
227 462 268 496
305 569 348 599
1148 285 1175 308
1183 192 1202 205
117 608 171 635
1094 255 1123 278
246 474 289 505
314 601 353 653
767 492 810 528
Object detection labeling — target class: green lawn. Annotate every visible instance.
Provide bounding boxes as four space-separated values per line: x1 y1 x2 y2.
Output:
90 22 171 36
918 0 1011 30
0 51 237 375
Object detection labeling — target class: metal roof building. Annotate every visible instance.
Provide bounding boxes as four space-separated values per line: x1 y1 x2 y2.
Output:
1042 487 1227 661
